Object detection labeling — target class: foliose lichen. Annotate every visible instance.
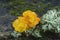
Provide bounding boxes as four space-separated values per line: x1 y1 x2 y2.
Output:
41 9 60 33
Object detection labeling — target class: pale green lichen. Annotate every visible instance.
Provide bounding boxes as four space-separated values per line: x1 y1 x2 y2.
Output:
41 9 60 33
25 27 42 37
11 31 21 38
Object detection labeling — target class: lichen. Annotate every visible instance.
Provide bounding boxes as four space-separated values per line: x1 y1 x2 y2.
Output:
41 9 60 33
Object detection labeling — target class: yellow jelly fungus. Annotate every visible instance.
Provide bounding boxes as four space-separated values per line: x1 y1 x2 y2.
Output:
12 10 40 33
23 10 40 28
12 17 28 32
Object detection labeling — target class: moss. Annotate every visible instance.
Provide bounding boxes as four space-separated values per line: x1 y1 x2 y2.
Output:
8 0 48 16
4 0 59 16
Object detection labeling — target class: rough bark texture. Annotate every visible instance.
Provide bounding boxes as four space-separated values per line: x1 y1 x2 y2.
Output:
0 0 60 40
